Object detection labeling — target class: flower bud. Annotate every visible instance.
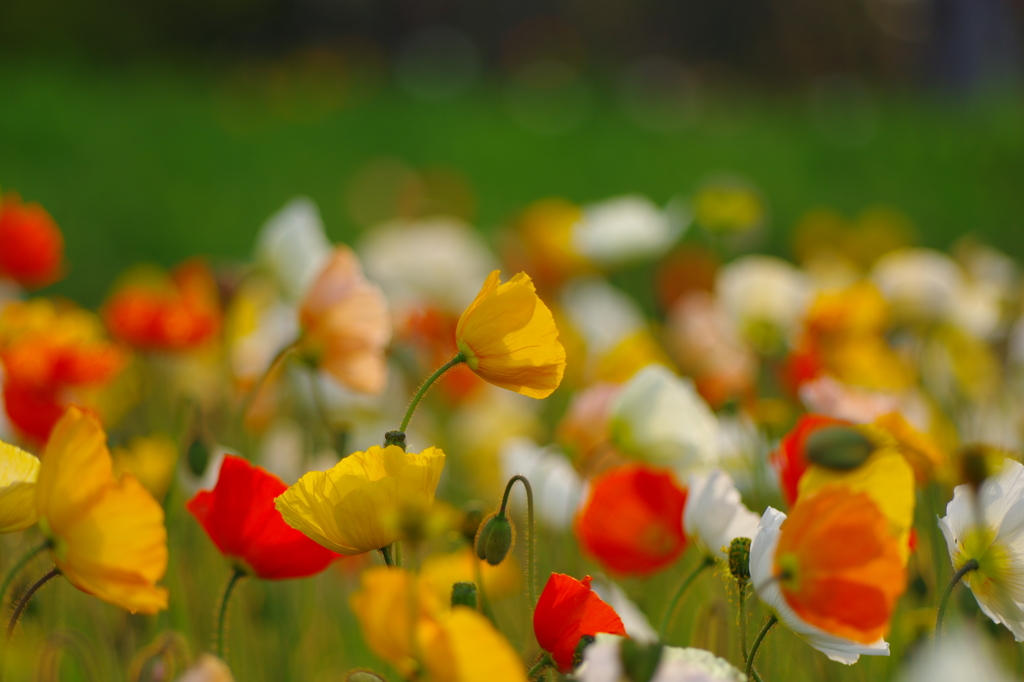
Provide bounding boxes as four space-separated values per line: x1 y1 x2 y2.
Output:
382 430 407 450
619 638 663 682
805 425 874 471
959 445 990 492
728 537 751 581
451 581 478 609
475 512 514 565
459 501 486 546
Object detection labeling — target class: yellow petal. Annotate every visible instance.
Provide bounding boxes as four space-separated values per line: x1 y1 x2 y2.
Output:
456 271 566 399
0 440 40 533
420 547 522 605
420 607 528 682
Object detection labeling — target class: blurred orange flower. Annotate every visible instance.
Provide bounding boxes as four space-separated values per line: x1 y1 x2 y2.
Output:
456 271 565 399
298 245 391 394
103 259 221 351
0 299 126 443
0 192 64 288
769 413 850 507
774 486 905 643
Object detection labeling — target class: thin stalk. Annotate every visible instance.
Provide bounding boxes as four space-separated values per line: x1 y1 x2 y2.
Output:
658 556 715 639
6 566 60 641
472 556 496 623
216 569 246 659
0 541 49 611
745 615 777 681
379 545 395 567
238 341 298 422
526 653 553 680
738 579 748 662
398 354 464 433
935 558 979 640
498 474 536 609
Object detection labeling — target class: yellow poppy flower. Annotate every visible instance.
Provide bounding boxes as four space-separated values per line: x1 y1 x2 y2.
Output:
275 444 445 555
350 566 527 682
0 440 40 533
798 443 915 564
455 271 566 399
35 407 169 613
112 433 179 502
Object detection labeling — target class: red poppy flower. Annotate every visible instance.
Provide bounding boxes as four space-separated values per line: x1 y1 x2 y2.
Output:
769 413 851 506
574 464 688 576
103 259 221 351
534 573 626 672
186 455 339 580
0 193 64 288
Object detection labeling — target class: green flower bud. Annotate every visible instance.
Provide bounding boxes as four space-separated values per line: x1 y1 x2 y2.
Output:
620 639 663 682
451 581 478 609
475 512 514 565
459 501 486 546
806 425 874 471
186 438 210 477
383 430 407 450
728 537 751 581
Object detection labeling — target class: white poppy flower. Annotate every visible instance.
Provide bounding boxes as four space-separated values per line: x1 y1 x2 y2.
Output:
749 507 889 664
574 634 745 682
254 197 333 302
499 437 584 530
716 255 811 350
572 195 686 267
898 626 1015 682
590 578 658 644
609 365 720 473
175 654 235 682
871 248 962 324
561 277 646 356
938 458 1024 640
684 469 760 561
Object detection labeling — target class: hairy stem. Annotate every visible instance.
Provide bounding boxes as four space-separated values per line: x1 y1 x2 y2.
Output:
936 558 980 640
498 474 536 609
398 354 465 433
216 569 246 660
745 615 777 681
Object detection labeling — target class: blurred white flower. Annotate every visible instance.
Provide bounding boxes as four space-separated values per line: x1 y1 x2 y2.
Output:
684 469 760 561
590 578 658 644
750 507 889 664
572 195 685 267
254 197 333 302
898 626 1015 682
499 437 584 530
561 277 646 356
175 654 235 682
575 634 746 682
609 365 720 472
871 248 962 324
938 458 1024 640
716 256 811 351
357 217 497 313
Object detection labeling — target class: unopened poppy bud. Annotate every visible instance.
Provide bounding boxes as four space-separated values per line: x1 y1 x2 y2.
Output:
345 670 386 682
382 430 407 450
475 512 514 565
959 445 990 492
186 437 210 477
451 581 478 609
728 537 751 581
572 634 595 669
805 425 874 471
459 501 486 545
620 638 663 682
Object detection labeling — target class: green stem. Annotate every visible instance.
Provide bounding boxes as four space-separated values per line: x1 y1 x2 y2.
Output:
0 541 49 611
526 653 553 680
238 341 298 422
658 556 715 639
738 579 748 662
5 566 60 641
472 555 496 623
398 354 465 433
498 474 536 609
216 569 245 660
935 558 979 640
379 545 395 567
745 615 777 681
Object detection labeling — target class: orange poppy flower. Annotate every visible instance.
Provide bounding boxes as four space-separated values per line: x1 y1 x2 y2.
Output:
0 299 125 443
298 246 391 395
774 486 905 643
103 259 221 351
769 413 850 506
0 192 64 288
534 573 626 672
574 464 687 576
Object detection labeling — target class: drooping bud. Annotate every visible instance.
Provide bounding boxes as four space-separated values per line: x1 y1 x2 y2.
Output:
805 425 874 471
475 512 514 565
451 581 478 609
572 634 596 670
620 638 663 682
459 501 486 546
383 430 407 450
728 537 751 582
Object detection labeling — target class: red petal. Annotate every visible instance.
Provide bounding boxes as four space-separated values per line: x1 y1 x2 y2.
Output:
534 573 626 672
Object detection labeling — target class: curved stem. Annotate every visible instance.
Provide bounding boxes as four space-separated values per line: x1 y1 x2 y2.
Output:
379 545 395 567
0 540 49 611
398 354 464 433
498 474 536 609
216 569 245 660
658 556 715 639
936 558 979 640
6 566 60 641
526 653 553 680
745 615 777 681
238 341 298 422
